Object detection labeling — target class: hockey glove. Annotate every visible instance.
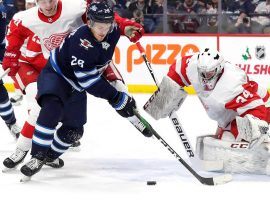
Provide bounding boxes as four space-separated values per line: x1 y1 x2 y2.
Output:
236 114 269 148
110 92 136 118
2 50 20 76
117 18 144 43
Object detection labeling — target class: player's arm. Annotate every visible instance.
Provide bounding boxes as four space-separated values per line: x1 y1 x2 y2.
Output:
2 16 33 76
144 56 192 120
225 81 267 120
225 81 269 143
70 59 136 118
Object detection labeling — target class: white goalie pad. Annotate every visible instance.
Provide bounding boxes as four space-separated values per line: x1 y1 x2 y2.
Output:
144 76 187 120
236 114 269 148
196 135 270 175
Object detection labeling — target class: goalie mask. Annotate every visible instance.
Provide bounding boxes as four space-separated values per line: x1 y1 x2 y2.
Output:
197 49 225 91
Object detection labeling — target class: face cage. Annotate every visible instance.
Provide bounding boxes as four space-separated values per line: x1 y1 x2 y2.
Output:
198 68 220 91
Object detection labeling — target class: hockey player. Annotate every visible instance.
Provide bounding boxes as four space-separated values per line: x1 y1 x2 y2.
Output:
0 0 21 139
2 0 49 170
19 2 151 179
9 0 37 107
2 0 144 170
144 48 270 175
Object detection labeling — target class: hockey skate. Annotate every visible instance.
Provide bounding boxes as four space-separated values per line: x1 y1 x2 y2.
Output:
20 157 45 182
45 157 64 168
6 123 21 139
2 148 28 172
10 93 23 106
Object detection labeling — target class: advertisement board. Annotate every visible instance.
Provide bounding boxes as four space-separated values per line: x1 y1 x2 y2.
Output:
219 35 270 88
115 36 217 88
2 35 269 93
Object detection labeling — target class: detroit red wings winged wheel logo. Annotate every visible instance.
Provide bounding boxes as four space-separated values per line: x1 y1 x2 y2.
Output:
43 31 70 51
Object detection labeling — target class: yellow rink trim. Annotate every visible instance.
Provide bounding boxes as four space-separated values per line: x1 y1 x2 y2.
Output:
127 84 196 94
4 83 269 95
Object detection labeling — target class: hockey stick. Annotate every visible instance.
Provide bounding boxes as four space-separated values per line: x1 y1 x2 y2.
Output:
132 109 232 185
136 42 223 171
0 68 10 80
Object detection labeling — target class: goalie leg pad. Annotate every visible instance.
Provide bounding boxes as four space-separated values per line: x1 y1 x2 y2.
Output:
197 136 270 175
144 76 187 120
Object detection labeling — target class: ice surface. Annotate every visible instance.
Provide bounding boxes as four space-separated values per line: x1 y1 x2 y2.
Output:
0 94 269 200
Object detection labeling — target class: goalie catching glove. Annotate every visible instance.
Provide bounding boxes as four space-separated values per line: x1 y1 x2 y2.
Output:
236 114 270 148
144 76 187 120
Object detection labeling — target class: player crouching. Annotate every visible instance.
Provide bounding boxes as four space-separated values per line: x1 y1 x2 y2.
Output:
144 48 270 175
19 2 151 181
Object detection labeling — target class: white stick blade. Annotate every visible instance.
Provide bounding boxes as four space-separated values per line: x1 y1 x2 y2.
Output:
213 174 233 185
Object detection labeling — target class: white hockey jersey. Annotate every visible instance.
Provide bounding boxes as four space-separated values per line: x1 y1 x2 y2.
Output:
168 54 269 130
6 0 87 58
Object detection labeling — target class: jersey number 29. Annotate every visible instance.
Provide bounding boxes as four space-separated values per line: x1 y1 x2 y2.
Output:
71 56 84 68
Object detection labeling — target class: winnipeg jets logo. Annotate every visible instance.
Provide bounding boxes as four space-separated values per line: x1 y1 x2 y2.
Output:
80 39 93 50
102 42 110 50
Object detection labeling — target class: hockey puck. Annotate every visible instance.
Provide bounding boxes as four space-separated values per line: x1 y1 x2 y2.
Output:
147 181 156 185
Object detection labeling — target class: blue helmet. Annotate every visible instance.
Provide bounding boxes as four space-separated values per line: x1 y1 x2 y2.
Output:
87 2 114 24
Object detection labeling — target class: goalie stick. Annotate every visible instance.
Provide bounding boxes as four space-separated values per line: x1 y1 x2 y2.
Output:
132 109 232 185
136 42 223 171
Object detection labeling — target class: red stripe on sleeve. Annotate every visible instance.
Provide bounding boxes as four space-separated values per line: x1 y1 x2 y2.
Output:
167 62 186 87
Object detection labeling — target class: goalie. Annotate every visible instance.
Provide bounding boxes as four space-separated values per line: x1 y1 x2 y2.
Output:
144 48 270 175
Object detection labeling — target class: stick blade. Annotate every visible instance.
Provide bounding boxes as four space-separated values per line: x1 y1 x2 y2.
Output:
200 174 232 186
212 174 233 185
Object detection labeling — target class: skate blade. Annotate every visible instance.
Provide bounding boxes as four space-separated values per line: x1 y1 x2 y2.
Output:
2 166 17 173
11 102 22 106
68 147 81 152
20 175 31 183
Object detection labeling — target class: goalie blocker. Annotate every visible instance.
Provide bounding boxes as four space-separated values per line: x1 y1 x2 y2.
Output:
144 76 187 120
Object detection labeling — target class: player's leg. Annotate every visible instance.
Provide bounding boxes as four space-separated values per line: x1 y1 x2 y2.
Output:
20 64 72 177
3 82 40 169
3 64 41 169
0 79 20 139
45 91 87 167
